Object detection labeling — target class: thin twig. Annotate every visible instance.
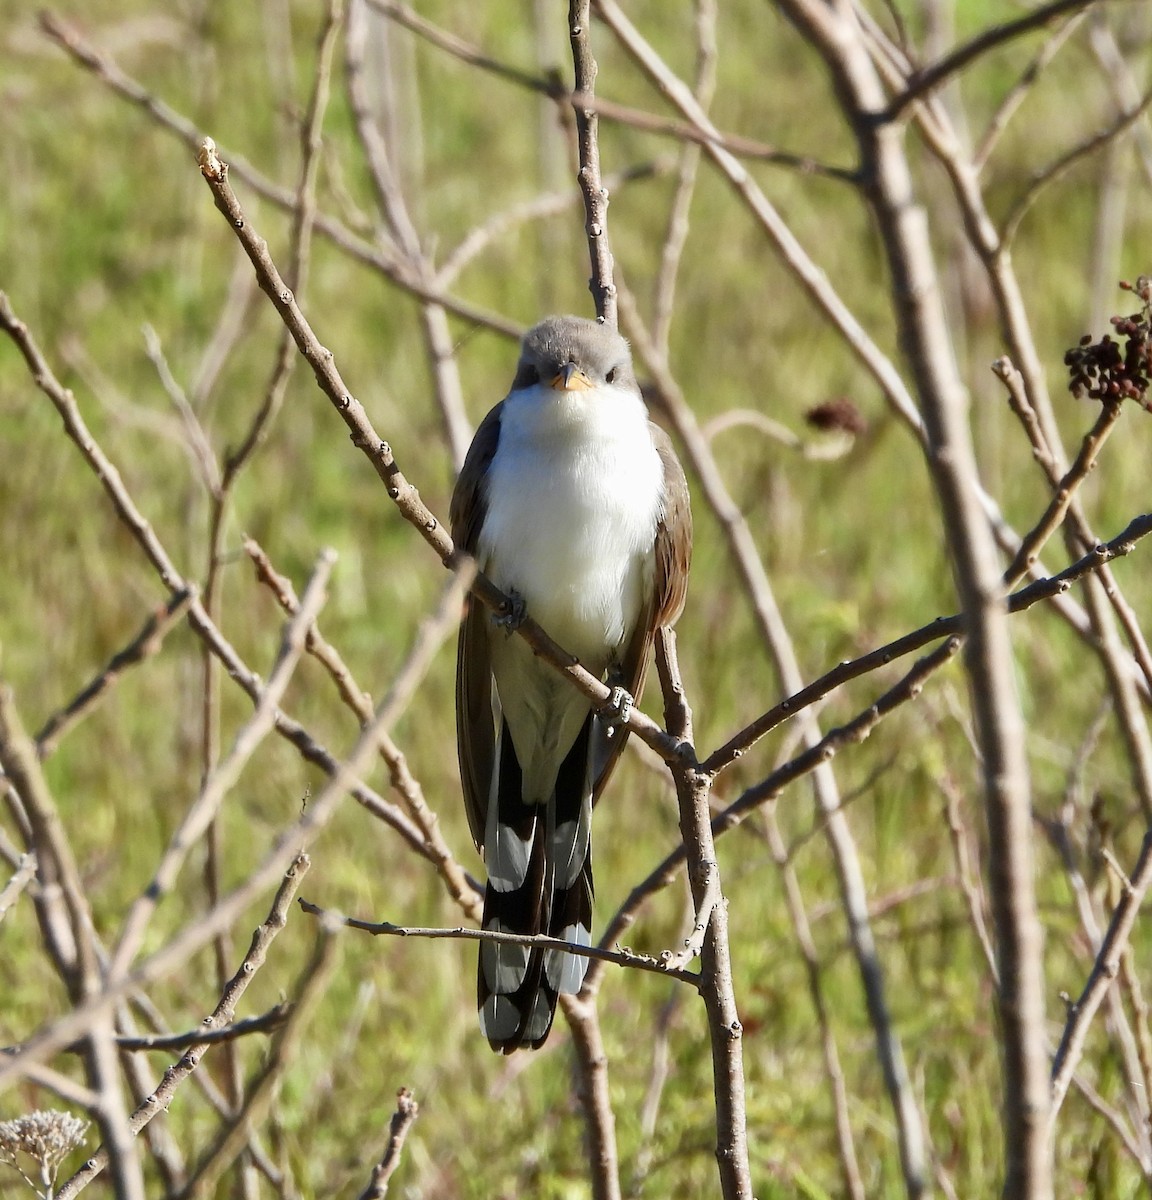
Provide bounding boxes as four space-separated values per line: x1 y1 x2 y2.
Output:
0 853 38 927
35 589 195 758
651 0 717 358
49 853 311 1200
1003 77 1152 246
883 0 1097 119
38 10 520 339
615 265 929 1195
655 630 752 1200
0 290 452 886
570 0 616 324
0 686 145 1199
244 536 482 920
705 512 1152 775
1004 401 1124 586
107 549 336 982
1051 830 1152 1115
346 0 471 468
358 1089 419 1200
436 159 670 290
0 564 472 1086
175 921 341 1199
297 899 698 984
366 0 844 177
941 780 998 983
104 1008 292 1053
974 11 1088 170
763 806 866 1200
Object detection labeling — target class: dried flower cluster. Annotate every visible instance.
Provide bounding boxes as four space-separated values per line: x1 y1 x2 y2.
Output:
1064 276 1152 408
0 1110 89 1198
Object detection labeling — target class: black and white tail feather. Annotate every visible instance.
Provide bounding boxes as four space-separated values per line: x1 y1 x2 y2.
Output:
477 713 597 1049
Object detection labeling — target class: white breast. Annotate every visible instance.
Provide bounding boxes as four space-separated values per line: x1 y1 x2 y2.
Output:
478 383 664 670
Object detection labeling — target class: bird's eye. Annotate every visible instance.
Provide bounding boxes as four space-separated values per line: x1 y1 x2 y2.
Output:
517 364 540 387
605 367 618 383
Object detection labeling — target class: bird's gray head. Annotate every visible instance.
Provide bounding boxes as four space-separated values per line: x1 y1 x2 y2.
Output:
511 315 638 396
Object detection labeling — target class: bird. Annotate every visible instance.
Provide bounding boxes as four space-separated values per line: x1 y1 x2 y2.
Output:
450 315 692 1052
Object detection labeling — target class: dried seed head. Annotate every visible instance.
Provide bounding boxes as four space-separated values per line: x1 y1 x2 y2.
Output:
0 1109 89 1190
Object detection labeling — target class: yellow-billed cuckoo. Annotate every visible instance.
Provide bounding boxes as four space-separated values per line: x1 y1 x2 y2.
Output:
451 315 692 1052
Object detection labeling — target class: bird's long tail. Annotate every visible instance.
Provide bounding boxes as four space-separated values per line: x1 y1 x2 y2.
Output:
478 717 594 1053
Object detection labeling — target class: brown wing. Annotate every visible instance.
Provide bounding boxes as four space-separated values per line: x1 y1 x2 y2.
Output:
591 423 692 801
452 402 504 849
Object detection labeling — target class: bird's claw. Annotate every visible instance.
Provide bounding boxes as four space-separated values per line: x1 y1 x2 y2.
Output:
602 686 634 737
493 589 527 634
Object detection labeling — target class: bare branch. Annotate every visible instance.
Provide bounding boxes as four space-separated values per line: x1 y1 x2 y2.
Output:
654 631 752 1200
569 0 616 323
0 853 38 927
0 564 470 1089
244 536 482 921
1003 76 1152 246
297 899 698 985
35 589 194 758
103 1008 292 1053
176 921 341 1198
38 10 520 339
49 854 311 1199
1051 830 1152 1117
358 1089 419 1200
106 549 336 982
883 0 1099 120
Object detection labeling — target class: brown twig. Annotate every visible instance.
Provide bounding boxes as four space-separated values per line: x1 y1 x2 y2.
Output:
436 159 671 290
0 852 38 927
243 536 482 921
614 269 929 1195
569 0 616 324
768 9 1050 1188
1003 77 1152 247
297 898 698 984
0 686 145 1199
974 11 1088 170
941 780 998 982
357 1088 419 1200
763 805 865 1200
102 1007 292 1053
106 550 336 983
345 0 471 469
175 920 341 1199
366 0 844 177
0 290 470 866
1051 831 1152 1117
38 10 519 339
1004 401 1124 586
992 358 1152 698
704 520 1152 777
882 0 1097 120
0 564 471 1090
52 853 310 1197
34 589 195 758
655 630 752 1200
651 0 717 358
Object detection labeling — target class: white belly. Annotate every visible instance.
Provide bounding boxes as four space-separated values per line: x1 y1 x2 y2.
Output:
478 383 664 670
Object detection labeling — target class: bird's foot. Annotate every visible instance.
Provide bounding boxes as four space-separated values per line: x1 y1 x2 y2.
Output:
601 686 634 737
493 588 527 634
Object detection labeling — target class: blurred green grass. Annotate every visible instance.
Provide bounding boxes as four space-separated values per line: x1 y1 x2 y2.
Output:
2 1 1152 1196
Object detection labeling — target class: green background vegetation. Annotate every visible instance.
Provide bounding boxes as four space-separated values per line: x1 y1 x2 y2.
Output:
2 1 1151 1196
